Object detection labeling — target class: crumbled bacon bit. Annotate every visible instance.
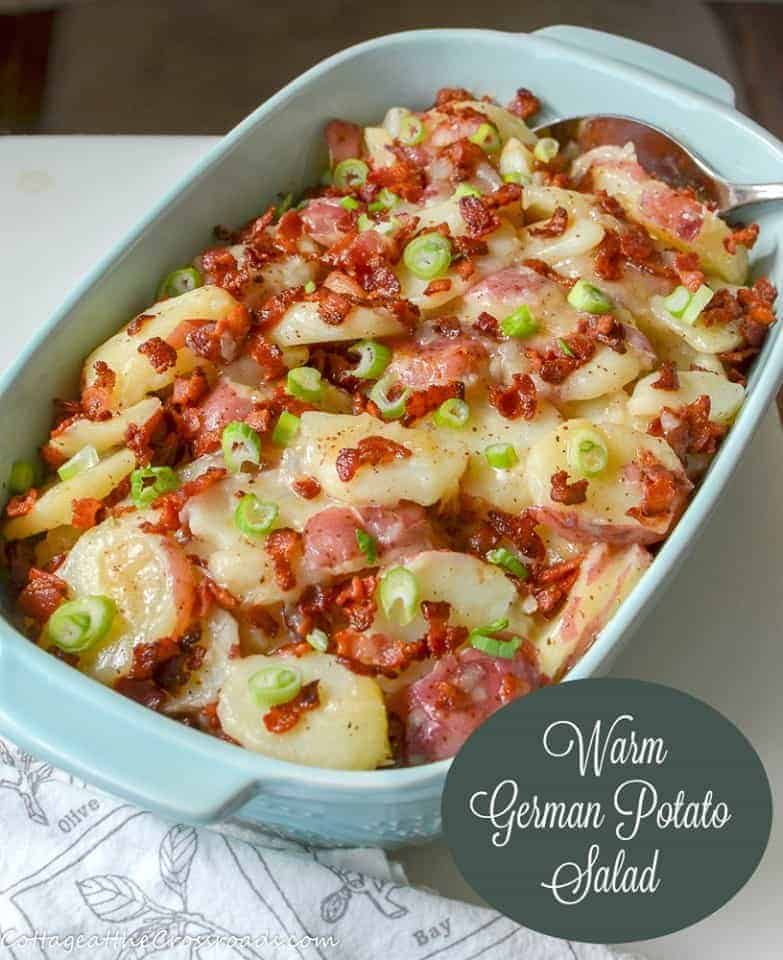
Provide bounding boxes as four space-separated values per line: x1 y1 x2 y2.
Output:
652 361 679 391
335 435 412 482
528 206 568 238
578 314 626 353
474 311 500 339
128 636 180 680
673 251 705 292
653 394 726 457
594 229 622 281
438 139 486 185
403 382 462 426
138 336 177 373
550 470 588 505
18 567 68 622
421 600 468 657
432 316 461 338
724 222 759 255
193 576 240 618
525 334 595 384
125 407 164 464
114 677 167 711
256 286 305 329
127 313 154 336
434 86 474 107
488 373 537 420
626 449 681 522
459 195 499 238
483 182 523 210
368 157 425 203
265 528 302 591
315 288 352 325
522 258 575 289
507 87 540 120
263 679 321 734
143 466 227 534
292 476 322 500
246 331 287 380
334 573 378 631
334 629 425 677
81 361 115 421
596 190 626 219
530 557 582 618
276 209 304 253
171 367 209 408
71 497 103 530
486 508 545 561
6 488 38 518
423 278 452 296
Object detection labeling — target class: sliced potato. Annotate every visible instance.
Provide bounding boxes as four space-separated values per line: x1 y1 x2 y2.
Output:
3 448 136 540
534 542 651 678
48 398 162 459
269 302 406 347
217 653 390 769
526 418 689 544
55 513 194 685
499 136 535 182
286 412 468 508
364 126 394 167
556 345 645 403
165 607 239 715
649 294 743 354
629 370 745 425
83 285 237 410
458 100 538 147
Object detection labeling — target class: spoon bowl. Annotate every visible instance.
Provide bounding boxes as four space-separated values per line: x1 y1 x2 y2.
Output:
534 114 783 217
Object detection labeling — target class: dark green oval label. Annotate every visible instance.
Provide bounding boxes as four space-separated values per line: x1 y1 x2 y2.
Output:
442 679 772 943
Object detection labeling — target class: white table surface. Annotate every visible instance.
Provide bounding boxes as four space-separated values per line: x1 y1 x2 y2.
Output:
2 136 781 958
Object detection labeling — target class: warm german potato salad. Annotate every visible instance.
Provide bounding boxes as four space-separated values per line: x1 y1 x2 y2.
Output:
3 86 777 769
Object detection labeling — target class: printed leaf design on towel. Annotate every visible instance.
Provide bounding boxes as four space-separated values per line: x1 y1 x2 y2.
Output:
78 825 263 959
319 865 408 924
0 740 55 826
159 824 197 907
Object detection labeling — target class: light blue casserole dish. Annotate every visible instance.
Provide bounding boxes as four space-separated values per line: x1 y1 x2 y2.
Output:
1 25 782 848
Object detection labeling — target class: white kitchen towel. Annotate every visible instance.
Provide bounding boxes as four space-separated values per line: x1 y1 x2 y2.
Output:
0 736 643 960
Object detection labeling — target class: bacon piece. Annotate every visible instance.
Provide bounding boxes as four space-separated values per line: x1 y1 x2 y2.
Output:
700 287 743 327
114 677 167 711
421 600 468 657
626 449 681 523
335 435 412 482
529 556 582 618
81 361 115 421
528 206 568 238
437 139 487 184
651 361 679 391
200 247 242 293
292 476 321 500
18 567 68 622
673 252 705 292
486 508 545 561
596 190 626 219
368 156 425 203
459 195 499 238
403 381 462 426
246 331 287 380
265 528 302 592
474 311 500 339
324 119 363 165
124 407 164 465
334 629 425 677
314 288 352 326
594 229 622 281
525 334 595 384
128 636 180 680
334 573 378 632
550 470 588 505
578 314 626 354
71 497 103 530
171 367 209 408
507 87 540 120
193 576 240 618
522 258 575 289
263 679 321 733
724 222 759 254
488 373 537 421
127 313 154 336
256 285 305 329
145 466 227 534
183 324 221 363
138 336 177 373
5 488 38 518
656 395 726 457
435 86 475 107
423 278 452 296
215 303 251 343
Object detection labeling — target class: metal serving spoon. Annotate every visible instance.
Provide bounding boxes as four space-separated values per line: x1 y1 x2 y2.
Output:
533 115 783 216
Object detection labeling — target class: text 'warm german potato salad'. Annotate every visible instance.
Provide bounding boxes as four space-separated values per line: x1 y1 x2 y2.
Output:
4 87 777 769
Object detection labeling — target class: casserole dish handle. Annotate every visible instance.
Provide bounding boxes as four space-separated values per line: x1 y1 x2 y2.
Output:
0 644 258 824
534 25 736 106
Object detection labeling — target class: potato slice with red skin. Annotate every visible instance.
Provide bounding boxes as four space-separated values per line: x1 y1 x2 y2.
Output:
534 542 651 679
53 514 194 685
526 419 691 545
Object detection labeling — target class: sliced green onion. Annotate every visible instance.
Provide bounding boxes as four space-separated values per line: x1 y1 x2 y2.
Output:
663 285 692 318
469 122 501 153
369 375 411 421
470 632 522 659
8 460 38 495
248 665 301 708
58 445 99 482
534 137 559 163
157 266 202 300
681 284 714 326
307 629 329 653
567 278 614 314
357 213 374 232
45 596 116 653
286 366 324 403
340 196 360 211
356 528 378 565
349 340 391 380
399 113 426 145
434 398 470 429
403 233 452 280
234 494 278 537
333 158 368 190
221 422 262 473
558 338 575 358
486 547 528 580
374 188 399 210
501 304 538 339
304 280 316 294
503 171 530 185
453 183 481 200
379 567 419 626
567 427 609 477
130 465 179 507
276 192 294 217
485 443 518 469
272 411 300 447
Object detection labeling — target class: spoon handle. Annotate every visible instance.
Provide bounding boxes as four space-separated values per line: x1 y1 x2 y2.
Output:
726 183 783 211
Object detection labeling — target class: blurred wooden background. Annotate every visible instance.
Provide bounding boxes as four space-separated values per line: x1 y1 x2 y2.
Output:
0 2 781 138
